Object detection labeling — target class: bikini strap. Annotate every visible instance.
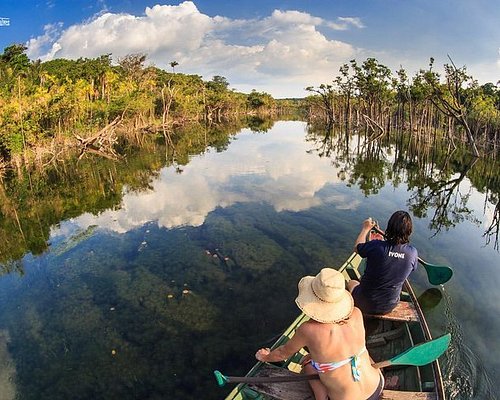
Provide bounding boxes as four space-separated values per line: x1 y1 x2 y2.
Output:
351 347 366 382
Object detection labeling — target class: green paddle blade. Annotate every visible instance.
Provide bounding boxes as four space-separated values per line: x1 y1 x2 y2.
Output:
419 258 453 285
214 370 228 387
390 333 451 367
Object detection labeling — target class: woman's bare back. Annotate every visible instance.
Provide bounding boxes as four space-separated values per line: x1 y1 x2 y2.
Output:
301 308 381 400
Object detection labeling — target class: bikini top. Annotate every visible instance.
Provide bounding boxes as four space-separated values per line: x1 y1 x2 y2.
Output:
310 346 366 382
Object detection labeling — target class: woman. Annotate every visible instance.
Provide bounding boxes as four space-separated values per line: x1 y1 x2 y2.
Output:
348 211 418 315
255 268 384 400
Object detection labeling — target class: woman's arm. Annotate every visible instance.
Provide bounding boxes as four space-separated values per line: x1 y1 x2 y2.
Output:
354 218 375 252
255 325 308 363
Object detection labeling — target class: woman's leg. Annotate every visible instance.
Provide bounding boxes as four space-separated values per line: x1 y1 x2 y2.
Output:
302 363 329 400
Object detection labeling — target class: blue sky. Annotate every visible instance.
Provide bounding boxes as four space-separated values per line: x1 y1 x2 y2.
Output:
0 0 499 97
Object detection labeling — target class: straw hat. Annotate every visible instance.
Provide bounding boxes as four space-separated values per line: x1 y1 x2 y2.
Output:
295 268 354 323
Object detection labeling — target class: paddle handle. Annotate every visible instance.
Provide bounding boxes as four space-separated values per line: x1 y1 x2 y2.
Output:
372 360 391 369
215 371 319 386
371 225 386 238
230 373 320 383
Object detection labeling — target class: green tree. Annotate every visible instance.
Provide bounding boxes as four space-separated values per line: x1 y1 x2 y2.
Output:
169 60 179 73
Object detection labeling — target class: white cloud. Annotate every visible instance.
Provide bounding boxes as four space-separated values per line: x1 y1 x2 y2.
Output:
268 9 323 26
327 17 365 31
26 23 63 60
26 1 362 97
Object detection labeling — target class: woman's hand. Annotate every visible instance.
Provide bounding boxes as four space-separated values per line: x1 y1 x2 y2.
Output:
354 218 376 251
362 217 375 231
255 348 271 362
300 354 312 366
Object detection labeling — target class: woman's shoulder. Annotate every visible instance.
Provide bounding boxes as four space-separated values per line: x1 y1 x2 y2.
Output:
350 307 364 322
299 319 322 332
401 243 418 255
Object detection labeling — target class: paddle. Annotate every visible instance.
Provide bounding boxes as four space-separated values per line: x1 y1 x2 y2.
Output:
214 333 451 386
371 226 453 285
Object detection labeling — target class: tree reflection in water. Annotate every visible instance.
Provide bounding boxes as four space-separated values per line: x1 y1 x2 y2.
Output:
305 123 500 250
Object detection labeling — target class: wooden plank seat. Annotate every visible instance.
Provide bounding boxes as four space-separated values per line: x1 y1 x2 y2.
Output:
365 301 419 323
381 390 437 399
247 365 436 400
367 326 405 347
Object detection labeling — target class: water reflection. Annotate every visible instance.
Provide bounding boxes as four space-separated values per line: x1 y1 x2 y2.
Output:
305 123 500 249
61 122 360 235
441 288 496 399
0 120 498 400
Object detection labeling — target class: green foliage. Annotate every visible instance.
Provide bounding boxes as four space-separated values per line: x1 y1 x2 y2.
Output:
247 90 275 110
0 44 30 73
304 57 500 156
0 51 285 163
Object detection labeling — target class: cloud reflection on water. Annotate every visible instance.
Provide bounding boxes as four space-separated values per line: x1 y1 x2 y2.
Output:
51 121 359 237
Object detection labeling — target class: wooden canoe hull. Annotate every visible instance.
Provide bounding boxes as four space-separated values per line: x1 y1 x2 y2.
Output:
224 252 445 400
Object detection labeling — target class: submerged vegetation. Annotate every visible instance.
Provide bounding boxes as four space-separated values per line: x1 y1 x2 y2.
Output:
0 121 498 399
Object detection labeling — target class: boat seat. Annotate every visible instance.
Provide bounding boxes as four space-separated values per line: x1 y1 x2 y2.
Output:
367 326 405 347
247 365 437 400
365 301 419 323
381 389 437 399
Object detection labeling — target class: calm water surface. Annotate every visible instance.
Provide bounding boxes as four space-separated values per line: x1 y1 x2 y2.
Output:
0 121 498 399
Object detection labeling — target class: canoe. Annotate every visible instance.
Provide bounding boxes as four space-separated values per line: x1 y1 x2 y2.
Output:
223 250 446 400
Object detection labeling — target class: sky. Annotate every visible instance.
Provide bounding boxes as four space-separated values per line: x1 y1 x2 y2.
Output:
0 0 499 98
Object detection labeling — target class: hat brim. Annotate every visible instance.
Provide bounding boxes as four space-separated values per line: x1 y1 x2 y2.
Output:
295 276 354 323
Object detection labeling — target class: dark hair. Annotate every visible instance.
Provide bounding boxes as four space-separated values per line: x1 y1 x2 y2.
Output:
385 211 412 244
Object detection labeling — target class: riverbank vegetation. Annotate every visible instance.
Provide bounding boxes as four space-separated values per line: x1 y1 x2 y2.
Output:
304 57 499 157
0 44 295 173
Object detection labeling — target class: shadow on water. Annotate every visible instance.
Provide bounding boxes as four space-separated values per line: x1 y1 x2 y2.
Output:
417 288 443 311
441 288 497 400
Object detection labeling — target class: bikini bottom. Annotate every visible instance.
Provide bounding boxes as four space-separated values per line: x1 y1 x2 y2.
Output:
365 372 384 400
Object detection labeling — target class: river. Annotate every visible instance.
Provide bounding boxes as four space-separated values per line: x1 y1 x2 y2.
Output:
0 120 498 399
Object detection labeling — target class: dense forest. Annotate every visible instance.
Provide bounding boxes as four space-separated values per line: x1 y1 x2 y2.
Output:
1 44 498 175
304 57 500 157
0 44 294 173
